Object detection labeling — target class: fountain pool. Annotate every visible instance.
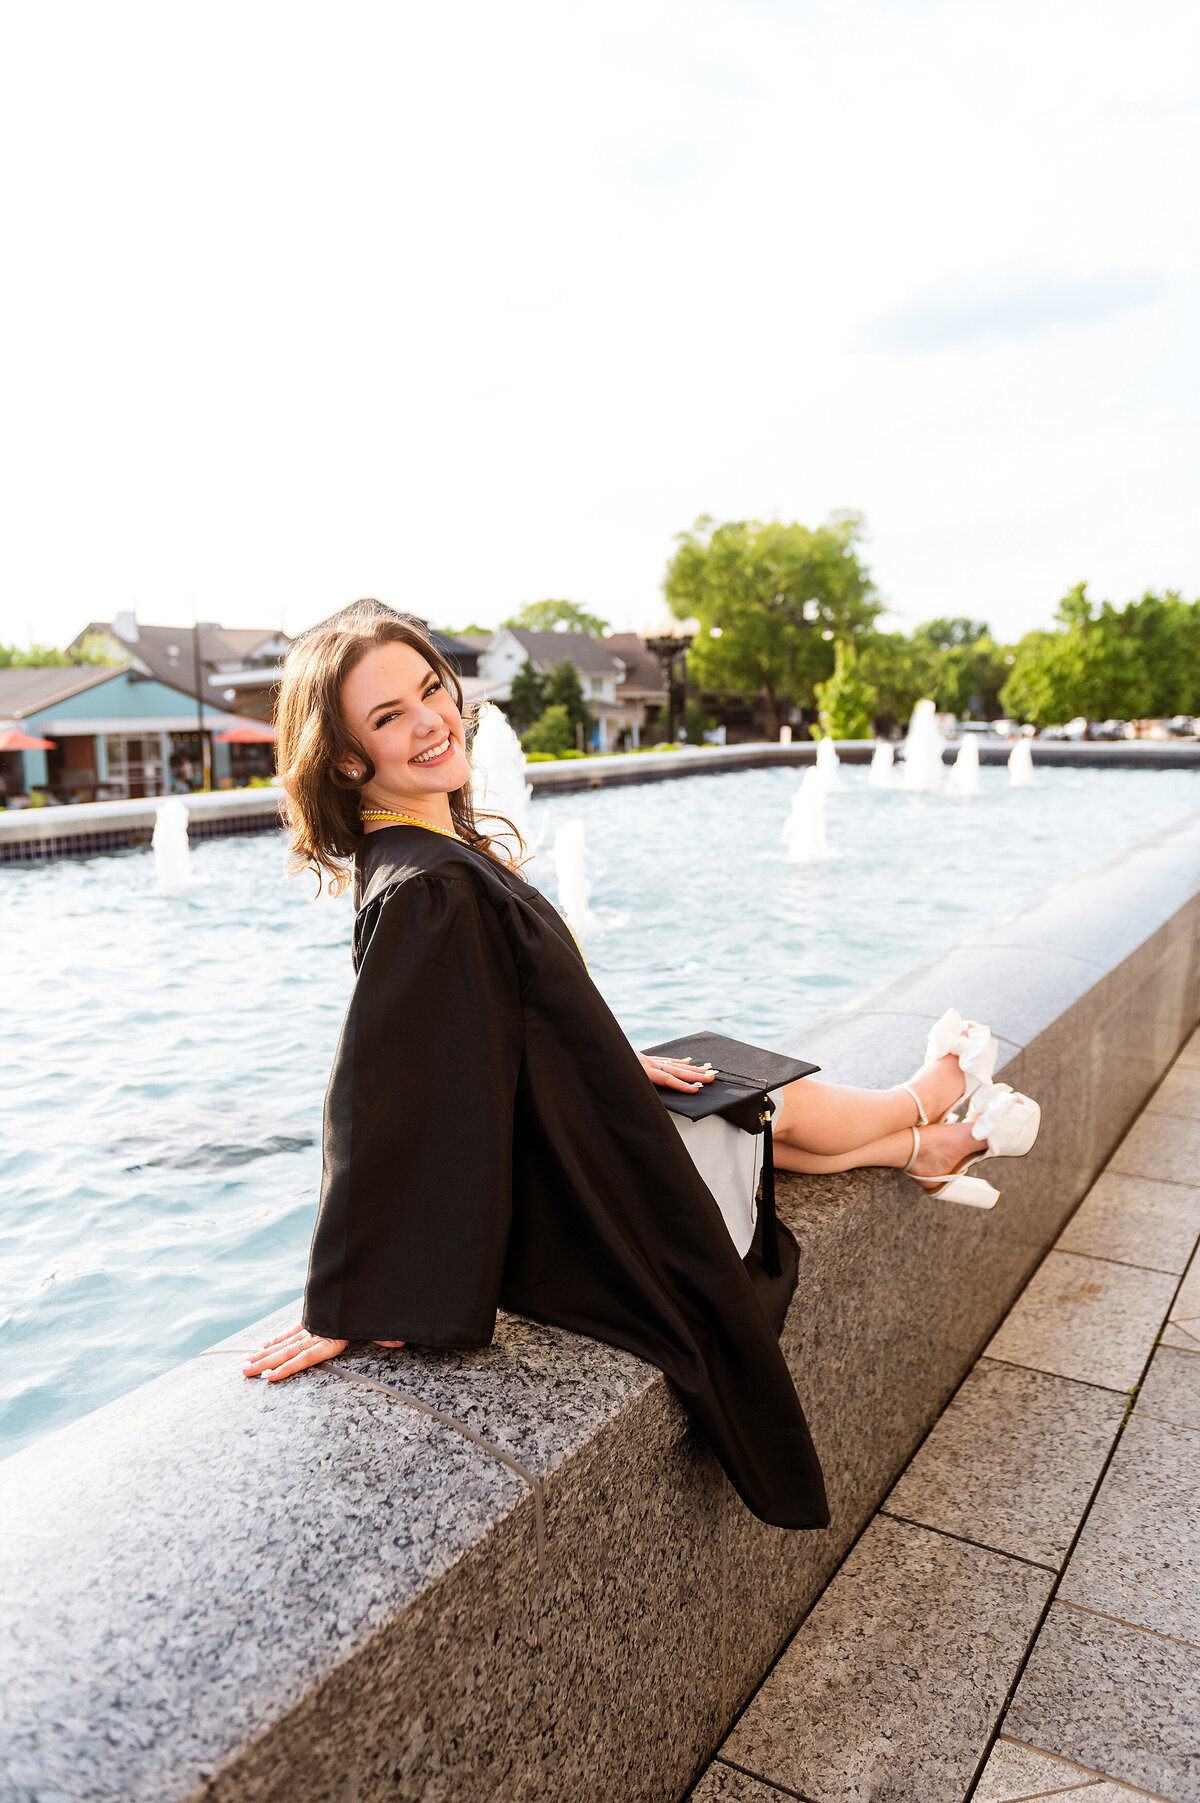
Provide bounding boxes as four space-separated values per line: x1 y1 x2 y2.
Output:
2 761 1198 1459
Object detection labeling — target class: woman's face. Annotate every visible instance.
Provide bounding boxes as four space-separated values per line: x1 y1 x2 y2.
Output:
340 640 471 804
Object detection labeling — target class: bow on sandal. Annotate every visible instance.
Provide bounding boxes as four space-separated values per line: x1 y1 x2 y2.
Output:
904 1082 1041 1209
898 1007 1000 1128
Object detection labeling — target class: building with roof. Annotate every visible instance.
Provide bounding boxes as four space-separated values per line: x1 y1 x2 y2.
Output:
69 613 291 724
0 662 251 807
479 628 667 752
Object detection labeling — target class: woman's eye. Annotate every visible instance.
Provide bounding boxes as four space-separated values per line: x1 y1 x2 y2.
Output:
424 680 443 699
373 711 399 729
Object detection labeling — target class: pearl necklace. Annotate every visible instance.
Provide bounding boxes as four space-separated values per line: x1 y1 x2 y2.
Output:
359 809 464 842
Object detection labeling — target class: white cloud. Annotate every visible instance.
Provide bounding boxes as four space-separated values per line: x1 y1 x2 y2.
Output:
868 269 1168 351
0 0 1196 649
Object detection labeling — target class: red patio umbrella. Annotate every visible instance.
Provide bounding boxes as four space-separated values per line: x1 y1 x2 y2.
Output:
214 722 277 743
0 728 56 751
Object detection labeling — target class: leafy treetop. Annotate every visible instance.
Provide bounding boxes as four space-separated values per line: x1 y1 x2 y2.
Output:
501 599 611 638
664 512 881 736
0 634 124 669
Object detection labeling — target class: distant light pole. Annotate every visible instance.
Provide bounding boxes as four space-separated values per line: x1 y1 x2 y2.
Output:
644 621 696 743
192 621 210 791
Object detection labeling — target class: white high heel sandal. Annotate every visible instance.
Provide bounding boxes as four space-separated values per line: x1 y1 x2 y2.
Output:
898 1007 1001 1129
903 1082 1041 1209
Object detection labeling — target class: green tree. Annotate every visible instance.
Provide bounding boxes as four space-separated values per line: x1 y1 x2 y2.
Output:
0 635 124 669
664 512 881 737
502 599 611 637
682 698 715 743
74 632 126 666
1120 591 1200 716
0 642 72 667
544 658 593 745
906 617 1007 720
911 617 991 651
507 656 549 732
814 640 874 740
931 637 1009 719
437 622 493 640
522 703 574 756
999 584 1153 725
856 631 933 733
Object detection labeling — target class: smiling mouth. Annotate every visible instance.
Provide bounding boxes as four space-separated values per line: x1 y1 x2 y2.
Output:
411 735 453 767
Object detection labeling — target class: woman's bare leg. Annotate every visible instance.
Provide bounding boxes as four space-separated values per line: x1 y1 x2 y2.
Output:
772 1051 969 1157
772 1118 979 1178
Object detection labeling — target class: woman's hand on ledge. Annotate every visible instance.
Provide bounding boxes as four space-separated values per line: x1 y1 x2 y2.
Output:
637 1053 716 1093
242 1324 348 1382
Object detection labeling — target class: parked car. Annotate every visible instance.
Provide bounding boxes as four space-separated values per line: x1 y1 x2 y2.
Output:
1166 716 1196 738
1089 720 1127 741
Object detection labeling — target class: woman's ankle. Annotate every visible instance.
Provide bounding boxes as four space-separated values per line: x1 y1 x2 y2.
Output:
909 1119 976 1177
903 1053 966 1125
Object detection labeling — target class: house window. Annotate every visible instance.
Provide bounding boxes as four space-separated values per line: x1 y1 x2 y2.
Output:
103 734 164 800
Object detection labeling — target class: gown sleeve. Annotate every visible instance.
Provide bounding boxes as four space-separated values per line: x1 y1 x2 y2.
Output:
302 873 524 1346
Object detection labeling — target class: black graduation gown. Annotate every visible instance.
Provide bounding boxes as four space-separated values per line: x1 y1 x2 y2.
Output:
302 825 829 1530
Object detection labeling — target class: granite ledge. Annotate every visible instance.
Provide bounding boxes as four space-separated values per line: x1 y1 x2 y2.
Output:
1 810 1199 1803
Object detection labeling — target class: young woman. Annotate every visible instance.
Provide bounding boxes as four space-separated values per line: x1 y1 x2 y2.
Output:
243 601 1040 1528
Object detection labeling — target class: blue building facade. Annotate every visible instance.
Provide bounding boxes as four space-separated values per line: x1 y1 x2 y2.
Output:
0 665 246 804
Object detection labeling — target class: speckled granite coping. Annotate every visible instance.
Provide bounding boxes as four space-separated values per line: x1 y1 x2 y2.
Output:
3 813 1200 1803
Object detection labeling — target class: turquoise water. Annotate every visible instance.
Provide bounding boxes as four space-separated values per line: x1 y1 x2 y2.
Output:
2 762 1198 1459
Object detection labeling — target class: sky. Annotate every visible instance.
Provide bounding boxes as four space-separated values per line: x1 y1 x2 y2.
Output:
1 0 1196 649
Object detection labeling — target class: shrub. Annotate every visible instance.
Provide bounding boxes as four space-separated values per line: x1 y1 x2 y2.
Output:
522 703 575 756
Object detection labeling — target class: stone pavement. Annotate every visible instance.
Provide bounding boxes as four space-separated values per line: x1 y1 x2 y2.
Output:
690 1028 1200 1803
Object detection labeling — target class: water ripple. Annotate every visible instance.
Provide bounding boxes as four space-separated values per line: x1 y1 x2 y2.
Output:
1 765 1198 1459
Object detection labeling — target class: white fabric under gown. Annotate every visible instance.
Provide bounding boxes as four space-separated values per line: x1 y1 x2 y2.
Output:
671 1088 784 1257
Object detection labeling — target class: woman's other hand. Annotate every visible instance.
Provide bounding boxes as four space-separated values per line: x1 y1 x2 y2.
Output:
242 1324 348 1382
637 1053 716 1092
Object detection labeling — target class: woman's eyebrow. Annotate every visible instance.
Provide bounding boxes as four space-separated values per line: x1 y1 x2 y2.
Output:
367 668 438 718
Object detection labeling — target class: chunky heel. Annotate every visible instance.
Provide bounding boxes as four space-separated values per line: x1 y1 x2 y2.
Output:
933 1173 1001 1209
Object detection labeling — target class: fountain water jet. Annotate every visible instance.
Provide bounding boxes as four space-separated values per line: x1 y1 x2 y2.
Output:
868 740 894 787
552 819 592 935
1008 738 1035 788
782 768 828 865
902 700 946 792
152 799 193 893
470 703 535 863
947 733 982 797
814 735 843 793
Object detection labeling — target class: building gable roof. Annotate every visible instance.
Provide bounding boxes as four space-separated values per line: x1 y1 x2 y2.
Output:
0 663 130 720
67 621 289 703
604 634 666 694
505 628 620 676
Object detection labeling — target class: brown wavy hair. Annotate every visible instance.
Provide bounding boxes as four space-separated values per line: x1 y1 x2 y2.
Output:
275 599 523 894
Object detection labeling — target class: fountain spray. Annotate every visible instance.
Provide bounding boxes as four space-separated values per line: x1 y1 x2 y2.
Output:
782 768 828 864
868 740 894 787
552 819 593 934
152 799 193 893
470 703 535 863
902 700 946 792
947 733 982 797
1008 738 1035 787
